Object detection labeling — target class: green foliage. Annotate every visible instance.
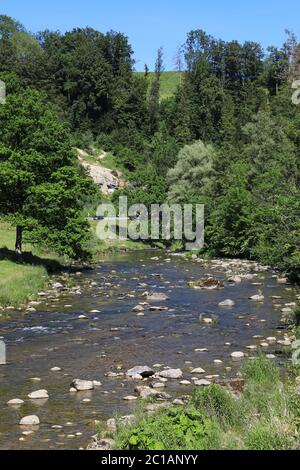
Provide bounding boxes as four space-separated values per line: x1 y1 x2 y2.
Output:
167 140 215 204
116 406 221 450
0 89 95 260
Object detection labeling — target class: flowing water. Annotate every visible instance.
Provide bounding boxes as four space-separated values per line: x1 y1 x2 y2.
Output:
0 251 297 449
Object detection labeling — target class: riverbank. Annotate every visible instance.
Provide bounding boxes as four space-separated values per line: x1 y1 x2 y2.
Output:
95 356 300 451
0 219 158 309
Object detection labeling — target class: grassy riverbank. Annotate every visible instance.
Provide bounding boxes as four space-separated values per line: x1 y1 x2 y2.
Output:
0 220 155 307
107 357 300 450
0 221 61 308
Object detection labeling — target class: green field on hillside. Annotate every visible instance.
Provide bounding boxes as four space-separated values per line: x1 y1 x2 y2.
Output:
135 71 183 100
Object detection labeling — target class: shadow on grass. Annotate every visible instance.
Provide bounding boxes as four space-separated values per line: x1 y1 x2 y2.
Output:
0 247 62 274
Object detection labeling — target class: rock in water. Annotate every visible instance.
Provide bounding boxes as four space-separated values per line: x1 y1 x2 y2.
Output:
71 379 94 391
249 291 264 302
231 352 245 361
219 299 235 307
28 390 49 399
19 415 40 426
188 278 224 290
126 366 154 378
147 293 169 302
194 379 211 387
7 399 24 406
159 369 183 379
191 368 206 374
132 305 144 313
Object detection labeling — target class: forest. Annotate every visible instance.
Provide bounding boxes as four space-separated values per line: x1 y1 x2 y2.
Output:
0 14 299 280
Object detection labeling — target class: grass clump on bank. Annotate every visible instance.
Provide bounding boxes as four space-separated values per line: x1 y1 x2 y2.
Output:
111 357 299 450
0 221 61 307
0 260 48 307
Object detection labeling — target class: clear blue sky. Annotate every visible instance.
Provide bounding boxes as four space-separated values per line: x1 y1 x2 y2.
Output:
1 0 300 70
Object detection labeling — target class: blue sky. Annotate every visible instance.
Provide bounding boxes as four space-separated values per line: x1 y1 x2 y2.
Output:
1 0 300 70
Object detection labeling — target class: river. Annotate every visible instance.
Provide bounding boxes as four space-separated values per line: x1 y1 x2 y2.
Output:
0 251 297 449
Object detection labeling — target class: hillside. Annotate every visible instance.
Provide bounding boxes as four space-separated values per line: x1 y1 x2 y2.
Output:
135 71 183 100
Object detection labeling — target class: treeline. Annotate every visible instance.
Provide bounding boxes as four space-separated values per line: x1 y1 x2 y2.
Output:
0 15 299 277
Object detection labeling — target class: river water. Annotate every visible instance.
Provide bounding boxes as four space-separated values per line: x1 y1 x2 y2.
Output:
0 251 297 449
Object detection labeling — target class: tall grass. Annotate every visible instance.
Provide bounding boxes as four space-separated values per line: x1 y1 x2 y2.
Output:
0 260 48 307
110 357 298 450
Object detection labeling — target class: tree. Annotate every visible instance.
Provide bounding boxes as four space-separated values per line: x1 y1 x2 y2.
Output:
148 47 164 134
0 89 95 259
167 141 216 204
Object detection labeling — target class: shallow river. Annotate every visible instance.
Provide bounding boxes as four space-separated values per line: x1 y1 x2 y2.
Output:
0 251 297 449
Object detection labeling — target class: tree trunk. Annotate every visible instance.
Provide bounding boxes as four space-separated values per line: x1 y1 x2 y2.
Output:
15 226 23 256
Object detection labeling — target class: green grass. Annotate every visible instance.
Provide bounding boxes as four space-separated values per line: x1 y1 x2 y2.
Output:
0 260 48 307
107 357 299 450
0 221 61 307
135 71 183 101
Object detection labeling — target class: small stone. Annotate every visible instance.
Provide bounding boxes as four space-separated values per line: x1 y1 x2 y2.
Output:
71 379 94 391
93 381 102 387
22 431 34 436
123 396 138 401
28 390 49 400
152 382 166 389
78 315 88 320
50 367 62 372
173 399 185 405
147 293 169 302
159 369 183 379
81 398 91 403
19 415 40 426
194 379 211 387
180 380 191 385
219 299 235 307
191 368 205 374
132 305 144 313
7 399 24 406
127 366 154 378
231 352 245 361
214 360 223 364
